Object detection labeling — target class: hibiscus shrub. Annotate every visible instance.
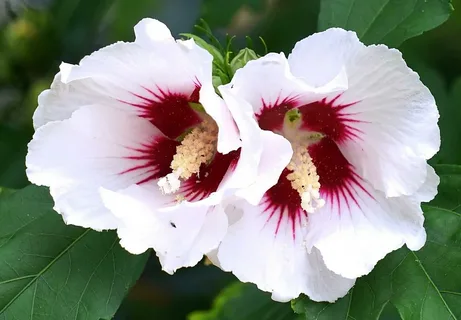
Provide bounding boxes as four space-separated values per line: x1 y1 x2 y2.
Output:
0 0 460 319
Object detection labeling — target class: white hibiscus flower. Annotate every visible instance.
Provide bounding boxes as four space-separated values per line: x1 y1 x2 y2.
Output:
214 28 440 302
26 18 257 274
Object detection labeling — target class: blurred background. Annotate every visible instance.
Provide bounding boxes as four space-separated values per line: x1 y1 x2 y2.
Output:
0 0 460 318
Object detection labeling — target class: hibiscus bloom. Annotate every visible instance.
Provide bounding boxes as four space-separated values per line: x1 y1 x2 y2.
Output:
215 29 440 302
26 18 257 273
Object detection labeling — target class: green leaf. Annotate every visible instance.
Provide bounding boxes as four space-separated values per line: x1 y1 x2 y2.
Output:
189 282 300 320
0 185 149 319
293 165 461 320
318 0 454 47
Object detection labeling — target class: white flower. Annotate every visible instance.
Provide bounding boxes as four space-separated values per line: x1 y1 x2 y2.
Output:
26 18 255 273
214 28 440 302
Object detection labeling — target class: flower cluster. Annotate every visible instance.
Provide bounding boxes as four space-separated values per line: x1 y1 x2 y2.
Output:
26 19 440 302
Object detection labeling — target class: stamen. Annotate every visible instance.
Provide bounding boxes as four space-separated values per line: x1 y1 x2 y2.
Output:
157 118 218 194
286 144 325 213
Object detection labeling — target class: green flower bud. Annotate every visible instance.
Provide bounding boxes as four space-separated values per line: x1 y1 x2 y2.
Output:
229 48 259 75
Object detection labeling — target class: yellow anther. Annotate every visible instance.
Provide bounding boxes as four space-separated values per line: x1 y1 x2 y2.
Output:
158 117 218 195
286 144 325 213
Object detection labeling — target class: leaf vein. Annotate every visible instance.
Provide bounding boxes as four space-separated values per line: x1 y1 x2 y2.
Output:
0 274 36 286
30 280 38 320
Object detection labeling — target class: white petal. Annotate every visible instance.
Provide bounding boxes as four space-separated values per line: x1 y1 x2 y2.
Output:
415 165 439 203
134 18 173 45
236 130 293 205
200 84 241 154
307 167 434 279
100 184 228 273
48 183 118 230
288 28 362 87
33 72 115 129
216 86 263 192
401 165 438 251
217 203 355 302
178 38 213 80
26 105 167 230
289 28 439 197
